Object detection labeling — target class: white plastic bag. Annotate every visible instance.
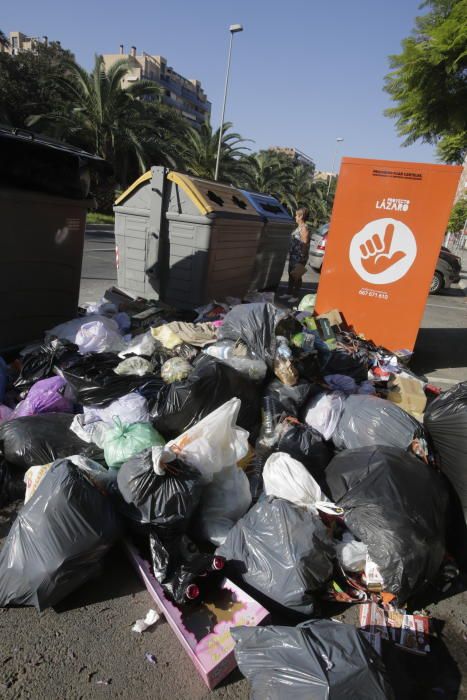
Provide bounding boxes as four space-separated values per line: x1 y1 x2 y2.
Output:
263 452 323 509
47 314 124 353
165 398 249 483
75 317 125 354
336 532 368 572
304 391 345 440
83 392 149 428
198 465 252 546
119 331 157 358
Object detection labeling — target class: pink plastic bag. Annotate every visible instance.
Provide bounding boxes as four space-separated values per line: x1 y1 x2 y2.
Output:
0 405 13 424
13 376 73 418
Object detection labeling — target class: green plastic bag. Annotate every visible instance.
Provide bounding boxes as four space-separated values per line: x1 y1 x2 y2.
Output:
103 418 165 469
298 294 316 313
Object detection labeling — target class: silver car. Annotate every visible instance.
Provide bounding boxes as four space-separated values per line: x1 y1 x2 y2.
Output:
308 223 329 270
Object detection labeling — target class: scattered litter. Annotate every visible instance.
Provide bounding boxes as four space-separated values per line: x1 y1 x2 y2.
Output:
132 609 161 634
145 653 157 665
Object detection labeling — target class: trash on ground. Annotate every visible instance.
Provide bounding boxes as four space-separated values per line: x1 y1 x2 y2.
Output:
0 284 464 694
132 608 161 633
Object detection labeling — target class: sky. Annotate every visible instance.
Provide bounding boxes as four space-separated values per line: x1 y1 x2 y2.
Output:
3 0 438 171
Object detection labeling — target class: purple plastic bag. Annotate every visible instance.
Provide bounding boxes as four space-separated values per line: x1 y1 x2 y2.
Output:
13 376 73 418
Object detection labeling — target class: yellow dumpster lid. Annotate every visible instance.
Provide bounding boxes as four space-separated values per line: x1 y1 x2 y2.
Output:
167 171 258 216
114 171 152 206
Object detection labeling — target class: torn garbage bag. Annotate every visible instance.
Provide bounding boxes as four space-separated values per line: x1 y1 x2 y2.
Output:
103 419 165 469
150 355 261 439
0 458 121 611
0 413 104 469
325 446 449 603
263 452 324 509
12 376 73 418
231 619 393 700
276 419 333 480
14 339 78 391
219 303 286 366
424 381 467 523
333 395 424 452
217 496 334 614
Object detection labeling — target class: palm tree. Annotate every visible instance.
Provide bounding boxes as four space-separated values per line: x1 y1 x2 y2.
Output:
0 30 9 50
27 55 186 207
180 121 250 183
239 150 294 198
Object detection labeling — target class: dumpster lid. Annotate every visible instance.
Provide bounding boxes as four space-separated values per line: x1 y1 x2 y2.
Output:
240 189 293 221
0 126 111 172
114 171 152 206
167 171 259 216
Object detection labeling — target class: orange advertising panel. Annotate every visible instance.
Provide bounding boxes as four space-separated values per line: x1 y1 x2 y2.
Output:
315 158 462 350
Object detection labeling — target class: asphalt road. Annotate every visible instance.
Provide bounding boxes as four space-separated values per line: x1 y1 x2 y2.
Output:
0 226 466 699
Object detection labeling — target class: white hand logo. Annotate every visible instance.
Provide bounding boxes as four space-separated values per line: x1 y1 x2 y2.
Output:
349 218 417 284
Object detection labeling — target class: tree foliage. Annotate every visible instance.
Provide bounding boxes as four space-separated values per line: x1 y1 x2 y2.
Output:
448 196 467 231
0 46 334 221
0 41 75 126
180 121 250 182
384 0 467 163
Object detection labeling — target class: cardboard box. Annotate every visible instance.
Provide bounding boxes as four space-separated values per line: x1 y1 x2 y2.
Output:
387 374 426 421
125 539 270 689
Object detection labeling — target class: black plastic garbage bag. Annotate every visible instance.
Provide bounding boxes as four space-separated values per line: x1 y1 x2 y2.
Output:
0 460 26 506
217 496 334 614
58 352 150 407
150 531 219 604
264 378 317 422
333 395 424 452
322 348 368 382
219 303 286 366
14 339 78 391
231 619 393 700
276 420 333 481
150 355 261 439
0 459 121 610
117 449 218 603
0 413 104 469
325 446 450 603
424 381 467 523
116 449 202 528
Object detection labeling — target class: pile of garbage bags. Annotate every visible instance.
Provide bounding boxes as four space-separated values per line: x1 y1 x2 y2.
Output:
0 290 465 695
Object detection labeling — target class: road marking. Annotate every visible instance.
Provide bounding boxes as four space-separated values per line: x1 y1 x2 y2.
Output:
426 302 466 310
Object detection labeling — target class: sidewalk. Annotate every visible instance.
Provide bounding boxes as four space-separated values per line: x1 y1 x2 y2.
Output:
459 248 467 293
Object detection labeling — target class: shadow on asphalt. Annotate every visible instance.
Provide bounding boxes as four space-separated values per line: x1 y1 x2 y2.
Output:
54 546 144 613
435 287 466 298
412 328 467 375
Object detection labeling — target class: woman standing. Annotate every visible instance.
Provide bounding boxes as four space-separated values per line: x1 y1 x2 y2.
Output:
287 207 310 299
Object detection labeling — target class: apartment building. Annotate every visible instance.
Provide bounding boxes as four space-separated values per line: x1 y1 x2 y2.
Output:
269 146 315 169
103 45 211 129
3 31 52 55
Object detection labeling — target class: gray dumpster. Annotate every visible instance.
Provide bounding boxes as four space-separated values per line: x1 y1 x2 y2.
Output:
240 190 293 291
0 127 108 351
114 167 263 307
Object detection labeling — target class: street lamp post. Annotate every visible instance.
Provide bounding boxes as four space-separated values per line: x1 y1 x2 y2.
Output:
214 23 243 182
326 137 344 197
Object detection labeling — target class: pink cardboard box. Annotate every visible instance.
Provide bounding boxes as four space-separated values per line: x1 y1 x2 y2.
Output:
124 539 270 689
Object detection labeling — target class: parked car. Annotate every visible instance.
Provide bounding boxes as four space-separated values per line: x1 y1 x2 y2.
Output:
309 226 461 295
